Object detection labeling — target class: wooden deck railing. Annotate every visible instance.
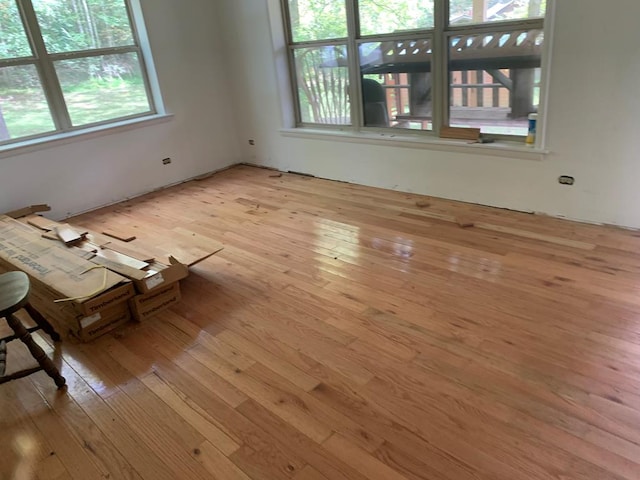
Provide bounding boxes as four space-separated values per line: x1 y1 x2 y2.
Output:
361 28 544 73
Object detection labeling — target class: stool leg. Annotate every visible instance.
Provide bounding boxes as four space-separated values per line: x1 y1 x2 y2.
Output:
6 313 66 389
24 303 61 342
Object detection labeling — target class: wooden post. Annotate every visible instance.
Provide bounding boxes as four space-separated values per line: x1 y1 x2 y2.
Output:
510 69 535 118
0 104 9 141
409 72 431 116
461 71 469 106
472 0 487 22
507 1 542 119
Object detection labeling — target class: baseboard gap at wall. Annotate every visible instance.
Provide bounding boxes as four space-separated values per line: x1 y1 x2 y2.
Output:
287 170 316 178
62 160 636 232
240 161 638 231
239 162 280 171
61 163 240 221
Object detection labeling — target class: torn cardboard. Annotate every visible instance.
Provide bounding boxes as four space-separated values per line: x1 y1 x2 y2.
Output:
0 215 134 340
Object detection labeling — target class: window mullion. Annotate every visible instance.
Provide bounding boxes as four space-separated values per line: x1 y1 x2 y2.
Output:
0 57 37 68
447 18 544 35
124 0 158 114
279 1 302 124
48 46 140 62
18 0 72 131
432 0 449 135
346 0 362 130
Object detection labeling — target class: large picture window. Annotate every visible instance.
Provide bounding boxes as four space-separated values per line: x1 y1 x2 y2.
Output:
283 0 547 139
0 0 156 146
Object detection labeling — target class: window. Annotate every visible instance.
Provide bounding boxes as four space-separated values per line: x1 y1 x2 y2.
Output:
0 0 156 146
283 0 547 139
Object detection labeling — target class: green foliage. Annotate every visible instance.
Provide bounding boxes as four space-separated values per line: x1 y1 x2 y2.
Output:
290 0 546 123
32 0 133 53
289 1 437 39
2 0 134 58
289 0 348 41
0 1 138 90
295 45 350 123
0 0 32 58
0 0 147 141
359 0 434 36
0 76 149 139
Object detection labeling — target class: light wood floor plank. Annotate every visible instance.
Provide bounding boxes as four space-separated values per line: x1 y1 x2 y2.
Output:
3 165 640 479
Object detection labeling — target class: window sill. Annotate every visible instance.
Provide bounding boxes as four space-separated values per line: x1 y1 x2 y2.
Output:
0 113 174 159
280 128 549 160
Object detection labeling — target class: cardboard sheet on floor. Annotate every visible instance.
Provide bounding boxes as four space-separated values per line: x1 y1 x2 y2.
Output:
82 223 222 267
2 204 51 219
25 214 60 231
103 243 155 263
142 227 224 266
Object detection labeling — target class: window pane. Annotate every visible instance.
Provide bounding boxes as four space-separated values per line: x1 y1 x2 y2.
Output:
55 52 151 126
293 46 350 124
360 39 432 130
359 0 434 36
450 0 546 25
32 0 134 53
449 29 543 135
0 65 55 142
0 0 32 58
288 0 347 42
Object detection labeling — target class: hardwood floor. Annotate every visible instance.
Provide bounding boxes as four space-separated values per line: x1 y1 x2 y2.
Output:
2 164 640 480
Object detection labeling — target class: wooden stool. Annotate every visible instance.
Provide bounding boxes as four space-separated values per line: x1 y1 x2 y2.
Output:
0 271 66 389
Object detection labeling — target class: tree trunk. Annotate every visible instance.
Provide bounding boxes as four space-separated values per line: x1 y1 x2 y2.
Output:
79 0 99 49
529 0 543 16
289 0 300 34
0 105 10 141
71 0 86 43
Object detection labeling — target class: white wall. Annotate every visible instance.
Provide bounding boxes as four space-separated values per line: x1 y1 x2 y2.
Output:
0 0 242 220
219 0 640 229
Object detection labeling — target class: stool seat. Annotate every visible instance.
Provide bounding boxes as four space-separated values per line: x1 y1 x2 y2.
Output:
0 271 65 389
0 271 30 316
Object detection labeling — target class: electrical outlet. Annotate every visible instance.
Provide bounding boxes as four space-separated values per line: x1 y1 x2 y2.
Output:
162 157 172 165
558 175 574 185
248 139 255 146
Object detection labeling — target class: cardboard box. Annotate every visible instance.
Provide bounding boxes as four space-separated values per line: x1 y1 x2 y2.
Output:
30 292 132 341
129 282 181 322
76 303 132 342
0 216 134 340
4 209 224 328
134 257 189 294
27 281 135 340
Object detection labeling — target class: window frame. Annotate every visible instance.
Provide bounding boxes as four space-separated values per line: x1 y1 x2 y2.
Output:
0 0 158 147
281 0 549 142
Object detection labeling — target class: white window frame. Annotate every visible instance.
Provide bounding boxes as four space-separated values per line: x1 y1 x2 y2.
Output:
0 0 161 147
280 0 552 146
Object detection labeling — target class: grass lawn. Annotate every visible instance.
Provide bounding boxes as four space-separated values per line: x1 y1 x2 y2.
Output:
0 77 150 140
